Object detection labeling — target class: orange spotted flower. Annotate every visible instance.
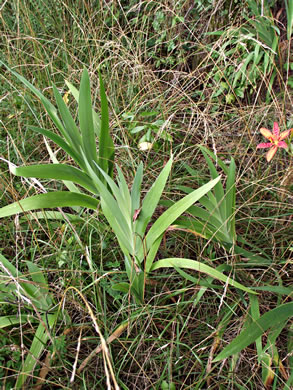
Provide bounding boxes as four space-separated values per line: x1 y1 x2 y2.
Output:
257 122 292 162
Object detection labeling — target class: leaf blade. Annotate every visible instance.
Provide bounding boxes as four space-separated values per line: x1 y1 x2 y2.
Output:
98 72 115 178
151 258 256 295
145 177 221 271
213 303 293 362
12 164 97 194
0 192 98 218
78 69 98 169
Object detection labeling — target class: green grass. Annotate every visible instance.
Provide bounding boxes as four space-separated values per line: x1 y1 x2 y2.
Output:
0 0 292 389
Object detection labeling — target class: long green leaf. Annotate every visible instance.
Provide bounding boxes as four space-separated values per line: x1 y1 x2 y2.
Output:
98 72 114 178
19 210 83 222
78 69 98 168
201 149 226 219
187 204 222 226
117 166 132 217
135 157 173 240
0 192 98 218
52 84 82 150
225 158 236 240
285 0 293 40
174 218 233 244
83 159 133 250
251 285 293 295
95 164 132 224
0 254 40 303
145 177 221 271
174 264 228 290
151 258 256 294
198 195 222 220
15 313 58 389
164 206 232 244
102 200 134 255
198 146 229 174
213 303 293 362
65 80 101 138
42 138 82 205
144 235 163 271
249 294 262 364
0 61 70 144
0 254 50 311
28 126 85 169
131 162 143 215
25 261 51 306
233 244 272 265
11 164 97 194
0 315 37 328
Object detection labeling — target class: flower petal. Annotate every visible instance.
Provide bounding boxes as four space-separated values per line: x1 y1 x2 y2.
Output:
260 128 274 141
279 129 292 141
277 141 288 149
257 142 273 149
273 122 279 137
266 145 278 162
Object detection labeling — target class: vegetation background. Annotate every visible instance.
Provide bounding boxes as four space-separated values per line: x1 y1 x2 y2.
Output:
0 0 292 389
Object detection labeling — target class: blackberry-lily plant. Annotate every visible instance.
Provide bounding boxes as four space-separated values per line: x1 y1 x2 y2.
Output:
0 65 254 303
166 147 273 264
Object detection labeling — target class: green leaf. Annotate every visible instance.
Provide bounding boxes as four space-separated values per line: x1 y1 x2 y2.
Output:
198 195 222 220
233 52 254 88
145 177 221 272
0 315 37 328
92 163 133 235
26 261 52 309
185 204 223 230
233 244 272 265
83 161 133 253
0 61 69 143
78 69 98 169
249 294 262 363
0 254 37 299
0 192 98 218
102 200 133 255
98 72 114 179
11 164 97 194
65 80 101 138
198 146 229 174
25 261 50 296
174 265 225 289
42 138 82 204
0 254 50 311
285 0 293 40
151 258 256 295
225 158 236 239
251 285 293 295
213 303 293 362
19 210 83 222
117 166 132 216
52 84 82 151
111 282 130 293
124 254 144 303
28 125 85 170
200 149 226 219
15 313 58 388
131 162 143 215
136 157 173 240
